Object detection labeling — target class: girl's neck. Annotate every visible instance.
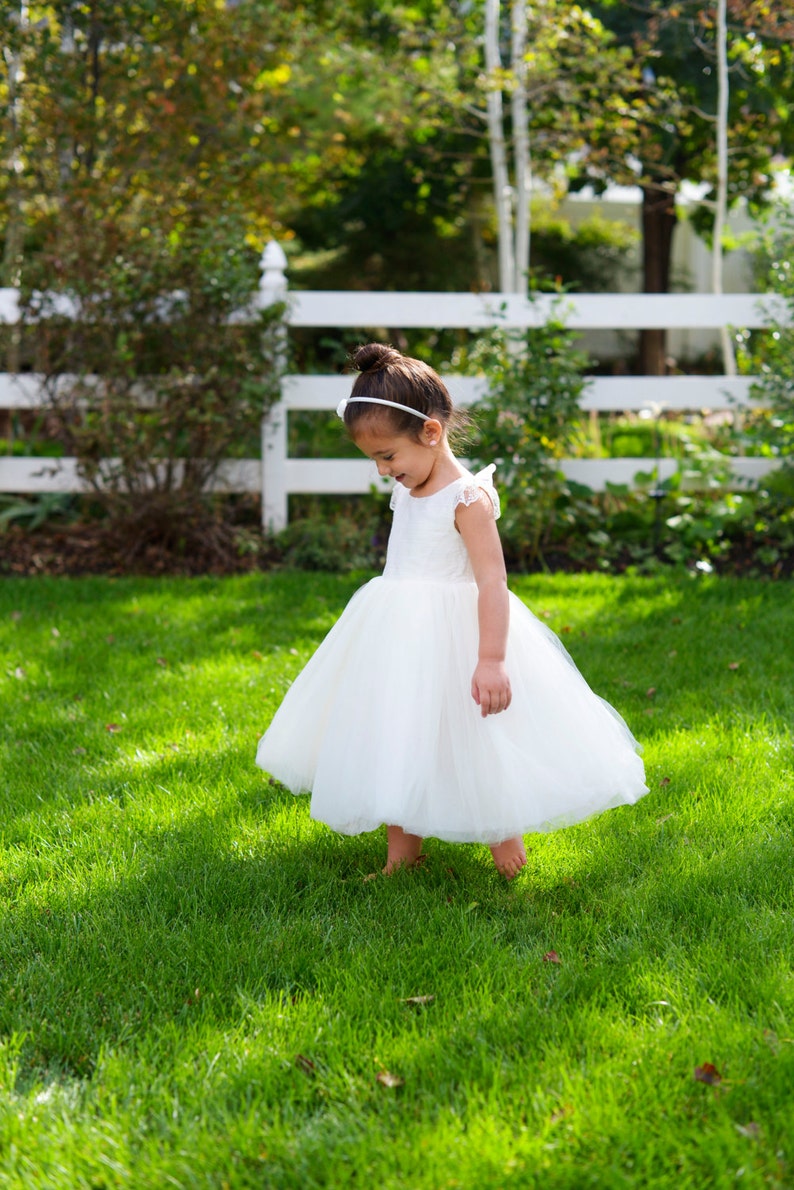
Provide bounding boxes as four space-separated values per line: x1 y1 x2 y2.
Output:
409 445 466 498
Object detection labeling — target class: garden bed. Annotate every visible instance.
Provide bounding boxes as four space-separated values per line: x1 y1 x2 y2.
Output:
2 518 792 580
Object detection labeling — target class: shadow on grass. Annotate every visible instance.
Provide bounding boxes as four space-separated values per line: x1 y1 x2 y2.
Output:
3 758 793 1095
3 573 792 830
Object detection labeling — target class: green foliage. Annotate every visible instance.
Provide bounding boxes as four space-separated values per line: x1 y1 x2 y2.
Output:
602 416 710 460
276 494 390 571
20 211 284 550
0 436 63 459
0 493 74 533
585 2 794 214
530 209 639 293
745 203 794 469
545 456 794 579
456 306 589 568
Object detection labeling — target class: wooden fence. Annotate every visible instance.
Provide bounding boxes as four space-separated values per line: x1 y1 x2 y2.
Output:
0 242 787 531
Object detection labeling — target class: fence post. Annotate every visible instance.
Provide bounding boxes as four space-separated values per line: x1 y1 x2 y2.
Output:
258 241 289 532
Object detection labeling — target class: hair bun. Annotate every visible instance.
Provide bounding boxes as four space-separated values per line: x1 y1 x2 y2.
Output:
352 343 400 374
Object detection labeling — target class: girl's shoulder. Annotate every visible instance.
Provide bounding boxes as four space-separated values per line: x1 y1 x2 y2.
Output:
389 465 500 518
453 464 500 520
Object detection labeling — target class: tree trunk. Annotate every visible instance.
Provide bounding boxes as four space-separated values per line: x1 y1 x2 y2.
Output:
484 0 514 292
511 0 530 294
639 183 677 374
713 0 736 374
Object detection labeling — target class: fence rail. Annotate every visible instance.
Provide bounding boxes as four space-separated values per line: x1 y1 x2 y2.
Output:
0 249 787 530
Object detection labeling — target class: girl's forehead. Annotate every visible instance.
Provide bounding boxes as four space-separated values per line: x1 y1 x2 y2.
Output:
353 424 412 453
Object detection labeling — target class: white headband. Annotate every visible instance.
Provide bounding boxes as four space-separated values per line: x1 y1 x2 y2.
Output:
336 396 430 422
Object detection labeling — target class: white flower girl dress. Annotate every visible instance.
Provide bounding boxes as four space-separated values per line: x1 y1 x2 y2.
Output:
256 466 648 843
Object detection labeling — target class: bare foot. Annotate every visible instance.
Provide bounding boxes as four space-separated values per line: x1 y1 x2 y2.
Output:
489 837 527 880
383 826 425 874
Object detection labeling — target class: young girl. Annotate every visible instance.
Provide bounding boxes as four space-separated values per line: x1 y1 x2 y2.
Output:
256 343 648 878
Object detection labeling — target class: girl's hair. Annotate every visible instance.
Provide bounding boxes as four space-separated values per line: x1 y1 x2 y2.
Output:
344 343 468 441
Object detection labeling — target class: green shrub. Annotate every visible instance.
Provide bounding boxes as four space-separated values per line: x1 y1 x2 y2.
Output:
20 209 284 554
744 201 794 469
276 493 391 571
454 304 589 569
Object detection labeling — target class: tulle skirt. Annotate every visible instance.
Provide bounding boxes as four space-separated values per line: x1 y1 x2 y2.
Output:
256 577 648 844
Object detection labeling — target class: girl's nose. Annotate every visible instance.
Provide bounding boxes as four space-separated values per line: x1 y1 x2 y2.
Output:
376 460 390 476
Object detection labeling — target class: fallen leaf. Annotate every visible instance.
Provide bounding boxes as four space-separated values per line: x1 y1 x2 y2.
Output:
659 776 671 787
561 625 572 634
72 747 87 756
14 667 26 680
294 1055 315 1075
543 950 561 964
728 661 741 671
656 813 674 824
668 649 678 658
646 686 657 699
105 635 115 644
401 995 435 1007
156 657 168 667
252 650 263 660
376 1070 404 1089
11 610 22 621
735 1122 760 1140
671 617 682 624
51 627 60 638
694 1062 722 1085
105 723 123 733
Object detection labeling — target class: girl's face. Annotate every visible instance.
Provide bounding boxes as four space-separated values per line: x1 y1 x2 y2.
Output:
353 419 442 494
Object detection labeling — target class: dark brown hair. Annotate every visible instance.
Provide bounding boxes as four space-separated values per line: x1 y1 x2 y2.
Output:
343 343 466 441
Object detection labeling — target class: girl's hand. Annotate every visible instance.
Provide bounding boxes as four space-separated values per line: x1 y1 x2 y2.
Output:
472 659 512 718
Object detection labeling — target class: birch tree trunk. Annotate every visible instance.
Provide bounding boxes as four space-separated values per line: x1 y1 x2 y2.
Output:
485 0 514 292
713 0 736 374
511 0 530 295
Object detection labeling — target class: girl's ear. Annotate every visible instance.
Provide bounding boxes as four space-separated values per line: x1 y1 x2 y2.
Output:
423 418 443 446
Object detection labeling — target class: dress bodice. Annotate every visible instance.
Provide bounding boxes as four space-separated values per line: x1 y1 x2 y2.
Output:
382 465 500 583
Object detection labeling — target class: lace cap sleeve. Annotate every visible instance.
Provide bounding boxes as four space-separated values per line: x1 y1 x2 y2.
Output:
454 464 500 520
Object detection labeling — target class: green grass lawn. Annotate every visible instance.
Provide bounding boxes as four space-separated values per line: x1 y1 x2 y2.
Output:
0 571 792 1189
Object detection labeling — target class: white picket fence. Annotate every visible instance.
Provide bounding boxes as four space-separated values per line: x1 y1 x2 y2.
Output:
0 242 787 531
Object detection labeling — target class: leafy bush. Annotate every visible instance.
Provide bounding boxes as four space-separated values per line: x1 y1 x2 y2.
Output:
744 202 794 469
0 493 74 533
454 305 589 568
529 209 639 292
275 494 390 572
20 209 284 554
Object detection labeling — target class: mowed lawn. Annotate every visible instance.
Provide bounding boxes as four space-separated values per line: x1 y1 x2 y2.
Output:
0 571 792 1189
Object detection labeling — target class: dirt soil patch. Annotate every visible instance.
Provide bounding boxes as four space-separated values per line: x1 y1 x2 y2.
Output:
0 521 278 578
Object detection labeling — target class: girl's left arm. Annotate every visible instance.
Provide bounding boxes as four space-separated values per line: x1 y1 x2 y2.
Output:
455 496 512 717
